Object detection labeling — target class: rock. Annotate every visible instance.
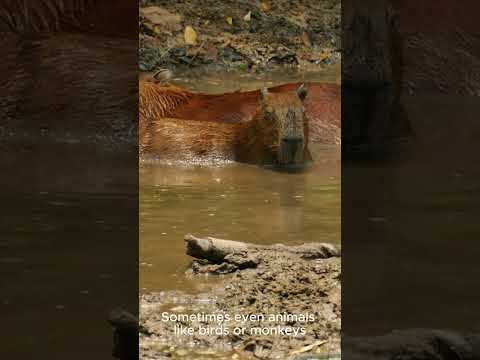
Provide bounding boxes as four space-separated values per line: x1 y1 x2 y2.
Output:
108 308 139 360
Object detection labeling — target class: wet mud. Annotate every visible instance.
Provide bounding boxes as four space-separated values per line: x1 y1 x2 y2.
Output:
140 238 341 359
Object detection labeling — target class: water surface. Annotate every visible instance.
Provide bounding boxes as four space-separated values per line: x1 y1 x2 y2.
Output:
142 64 340 94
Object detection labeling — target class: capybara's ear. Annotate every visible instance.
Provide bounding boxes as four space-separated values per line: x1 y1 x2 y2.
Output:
297 84 308 101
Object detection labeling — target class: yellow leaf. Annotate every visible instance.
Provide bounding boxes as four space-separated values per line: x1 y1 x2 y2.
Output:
317 51 330 62
184 25 197 45
244 11 251 22
260 2 270 11
226 17 233 25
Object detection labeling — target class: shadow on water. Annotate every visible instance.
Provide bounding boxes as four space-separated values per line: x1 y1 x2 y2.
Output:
262 160 313 173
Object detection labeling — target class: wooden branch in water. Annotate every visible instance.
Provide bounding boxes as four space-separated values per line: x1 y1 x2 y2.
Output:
184 234 340 263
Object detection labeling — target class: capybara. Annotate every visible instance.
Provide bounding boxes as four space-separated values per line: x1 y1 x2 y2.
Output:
140 85 312 168
0 1 137 148
139 80 340 144
1 34 137 149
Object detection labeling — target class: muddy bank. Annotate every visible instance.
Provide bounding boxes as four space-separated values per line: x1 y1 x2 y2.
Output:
139 0 340 71
140 235 341 359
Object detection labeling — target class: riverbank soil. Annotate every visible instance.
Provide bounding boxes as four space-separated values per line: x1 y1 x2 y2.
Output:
140 238 341 359
139 0 340 71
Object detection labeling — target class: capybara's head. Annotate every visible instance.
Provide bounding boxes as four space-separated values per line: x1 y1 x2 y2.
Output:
257 85 309 167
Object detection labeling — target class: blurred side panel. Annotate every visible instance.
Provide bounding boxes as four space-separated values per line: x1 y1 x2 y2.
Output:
342 0 480 358
0 1 138 359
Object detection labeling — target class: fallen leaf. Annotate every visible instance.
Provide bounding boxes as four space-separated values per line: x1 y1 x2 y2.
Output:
226 17 233 25
317 50 331 62
184 25 197 45
244 11 251 22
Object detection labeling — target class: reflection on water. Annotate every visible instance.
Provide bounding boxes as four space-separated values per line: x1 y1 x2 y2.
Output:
140 144 340 293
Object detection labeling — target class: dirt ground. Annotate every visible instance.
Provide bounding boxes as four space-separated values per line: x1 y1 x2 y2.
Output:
140 243 341 359
139 0 340 71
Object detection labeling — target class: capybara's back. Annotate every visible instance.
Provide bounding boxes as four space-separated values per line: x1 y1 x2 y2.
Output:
0 0 137 38
155 82 340 145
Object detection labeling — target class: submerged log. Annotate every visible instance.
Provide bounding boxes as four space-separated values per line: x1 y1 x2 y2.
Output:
184 234 341 264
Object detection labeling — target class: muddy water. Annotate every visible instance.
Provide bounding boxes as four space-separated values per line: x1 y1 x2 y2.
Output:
140 144 340 292
141 64 340 94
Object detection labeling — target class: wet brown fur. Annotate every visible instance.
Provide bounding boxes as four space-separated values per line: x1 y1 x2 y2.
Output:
1 34 137 148
0 0 136 38
1 2 137 150
139 80 340 145
139 81 193 154
139 81 192 120
0 0 92 32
